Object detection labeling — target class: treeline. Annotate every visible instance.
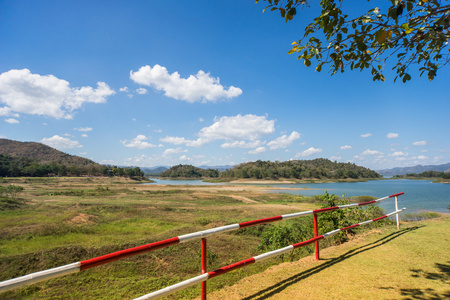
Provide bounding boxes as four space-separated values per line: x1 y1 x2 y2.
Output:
222 159 381 179
394 171 450 179
160 159 381 180
160 164 219 178
0 154 144 178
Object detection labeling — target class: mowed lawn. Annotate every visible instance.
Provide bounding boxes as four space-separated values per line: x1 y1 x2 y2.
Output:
207 215 450 300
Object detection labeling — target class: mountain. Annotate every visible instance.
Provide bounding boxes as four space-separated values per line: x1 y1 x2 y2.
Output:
141 166 169 175
377 163 450 176
0 138 98 166
198 165 234 172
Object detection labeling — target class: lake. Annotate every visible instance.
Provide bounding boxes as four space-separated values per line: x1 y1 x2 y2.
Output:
147 179 450 214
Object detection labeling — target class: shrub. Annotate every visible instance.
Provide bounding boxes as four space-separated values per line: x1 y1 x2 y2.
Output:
0 185 24 201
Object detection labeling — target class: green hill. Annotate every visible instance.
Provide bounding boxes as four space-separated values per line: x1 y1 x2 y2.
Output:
0 138 96 166
222 159 381 180
159 159 381 180
0 139 144 178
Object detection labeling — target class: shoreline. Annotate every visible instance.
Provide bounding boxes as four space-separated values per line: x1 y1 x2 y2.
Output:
156 177 381 184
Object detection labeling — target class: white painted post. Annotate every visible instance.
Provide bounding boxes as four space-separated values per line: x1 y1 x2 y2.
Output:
395 196 399 229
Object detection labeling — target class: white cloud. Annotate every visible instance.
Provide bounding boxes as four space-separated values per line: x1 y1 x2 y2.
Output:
248 147 266 154
340 145 352 150
74 127 93 132
389 151 408 157
199 118 204 122
130 64 242 103
136 88 148 95
0 69 115 119
119 87 129 92
160 136 207 147
5 118 19 124
161 114 275 147
0 106 19 117
81 134 88 138
329 156 341 161
296 147 323 157
387 133 399 139
179 155 191 161
163 148 188 156
267 131 300 150
361 149 383 155
361 133 372 138
121 134 163 149
41 135 82 149
413 155 428 160
413 141 427 146
154 129 162 133
221 140 264 149
199 114 274 141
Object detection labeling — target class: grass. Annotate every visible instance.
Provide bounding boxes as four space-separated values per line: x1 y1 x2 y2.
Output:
0 177 319 299
207 215 450 300
1 177 441 299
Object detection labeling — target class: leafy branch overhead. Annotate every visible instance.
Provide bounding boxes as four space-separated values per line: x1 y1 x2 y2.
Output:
257 0 450 82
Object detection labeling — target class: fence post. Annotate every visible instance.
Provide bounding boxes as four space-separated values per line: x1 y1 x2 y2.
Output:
395 196 399 230
201 238 207 300
313 213 319 260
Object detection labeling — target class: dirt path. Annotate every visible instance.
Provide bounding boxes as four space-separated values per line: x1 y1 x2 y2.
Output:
205 216 450 300
228 195 259 203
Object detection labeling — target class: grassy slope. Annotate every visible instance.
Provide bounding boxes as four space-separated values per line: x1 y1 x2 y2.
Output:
207 215 450 300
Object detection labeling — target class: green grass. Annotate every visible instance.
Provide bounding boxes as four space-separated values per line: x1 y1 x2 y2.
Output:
0 177 419 299
207 215 450 300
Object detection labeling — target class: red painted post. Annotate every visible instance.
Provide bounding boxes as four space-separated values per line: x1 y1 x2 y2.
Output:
201 238 207 300
313 213 320 260
395 196 399 230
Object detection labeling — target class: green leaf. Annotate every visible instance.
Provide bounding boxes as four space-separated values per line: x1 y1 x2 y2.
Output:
402 73 411 83
316 64 322 72
304 59 311 67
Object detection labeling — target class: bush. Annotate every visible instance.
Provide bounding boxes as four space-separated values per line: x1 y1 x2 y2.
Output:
258 219 313 261
257 191 387 261
0 185 24 201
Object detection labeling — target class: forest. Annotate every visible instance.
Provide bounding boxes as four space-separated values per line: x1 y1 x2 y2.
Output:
0 154 144 178
160 159 381 180
159 164 219 178
393 171 450 179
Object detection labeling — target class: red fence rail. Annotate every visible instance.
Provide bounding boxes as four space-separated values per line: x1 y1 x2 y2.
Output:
0 192 405 297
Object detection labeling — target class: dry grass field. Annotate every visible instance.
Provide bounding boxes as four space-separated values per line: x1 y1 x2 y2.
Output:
1 177 447 299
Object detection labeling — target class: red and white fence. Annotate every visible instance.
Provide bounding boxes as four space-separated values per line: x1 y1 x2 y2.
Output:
135 208 405 300
0 192 405 299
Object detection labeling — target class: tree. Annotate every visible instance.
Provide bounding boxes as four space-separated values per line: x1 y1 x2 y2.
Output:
257 0 450 82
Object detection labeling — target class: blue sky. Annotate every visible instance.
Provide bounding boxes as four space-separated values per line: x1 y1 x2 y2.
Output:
1 1 449 170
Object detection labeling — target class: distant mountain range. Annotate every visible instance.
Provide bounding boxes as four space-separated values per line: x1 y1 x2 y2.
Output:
0 138 98 166
141 166 169 175
141 164 234 175
377 163 450 176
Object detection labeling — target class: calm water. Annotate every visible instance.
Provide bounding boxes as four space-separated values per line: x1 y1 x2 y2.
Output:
147 179 449 214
